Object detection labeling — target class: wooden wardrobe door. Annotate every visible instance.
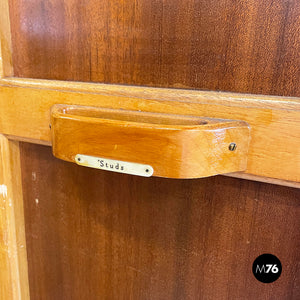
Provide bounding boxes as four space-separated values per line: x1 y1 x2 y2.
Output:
6 0 300 299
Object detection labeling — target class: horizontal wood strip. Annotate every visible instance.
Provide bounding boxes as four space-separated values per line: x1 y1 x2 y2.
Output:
226 173 300 189
2 77 300 109
4 135 298 189
0 77 299 183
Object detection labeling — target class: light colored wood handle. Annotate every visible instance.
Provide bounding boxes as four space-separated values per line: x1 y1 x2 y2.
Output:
50 104 250 178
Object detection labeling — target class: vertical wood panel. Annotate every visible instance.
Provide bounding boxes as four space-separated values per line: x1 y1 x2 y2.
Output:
0 0 13 77
20 143 300 300
0 136 30 300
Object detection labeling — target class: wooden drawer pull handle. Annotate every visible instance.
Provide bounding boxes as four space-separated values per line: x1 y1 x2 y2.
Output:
50 104 250 178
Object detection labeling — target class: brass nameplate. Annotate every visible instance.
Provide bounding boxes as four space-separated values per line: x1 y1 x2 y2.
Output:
75 154 154 177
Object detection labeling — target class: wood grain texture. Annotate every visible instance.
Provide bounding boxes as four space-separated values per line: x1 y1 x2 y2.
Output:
51 104 250 178
226 173 300 189
0 77 299 182
0 0 13 77
20 142 300 300
8 0 300 97
0 135 30 300
6 1 300 299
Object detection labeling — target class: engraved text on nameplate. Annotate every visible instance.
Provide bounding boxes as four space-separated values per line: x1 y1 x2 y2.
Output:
75 154 154 177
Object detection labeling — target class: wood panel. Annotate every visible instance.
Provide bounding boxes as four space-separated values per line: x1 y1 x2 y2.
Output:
0 0 13 77
9 0 300 97
20 142 300 300
0 136 30 300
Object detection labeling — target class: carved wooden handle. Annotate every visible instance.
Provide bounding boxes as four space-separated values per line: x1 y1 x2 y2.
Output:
50 104 250 178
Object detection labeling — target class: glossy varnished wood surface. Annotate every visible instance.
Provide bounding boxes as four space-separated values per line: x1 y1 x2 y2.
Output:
1 78 300 182
0 136 29 300
9 0 300 97
20 143 300 300
7 0 300 299
0 0 13 77
51 104 250 179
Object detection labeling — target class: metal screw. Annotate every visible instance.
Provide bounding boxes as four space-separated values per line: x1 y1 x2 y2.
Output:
229 143 237 151
145 169 149 173
49 124 51 129
77 157 81 161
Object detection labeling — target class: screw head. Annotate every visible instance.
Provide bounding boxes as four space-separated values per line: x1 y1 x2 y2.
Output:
229 143 237 151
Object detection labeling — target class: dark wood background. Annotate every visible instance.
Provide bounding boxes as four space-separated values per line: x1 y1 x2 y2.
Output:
8 0 300 299
9 0 300 97
20 143 300 300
